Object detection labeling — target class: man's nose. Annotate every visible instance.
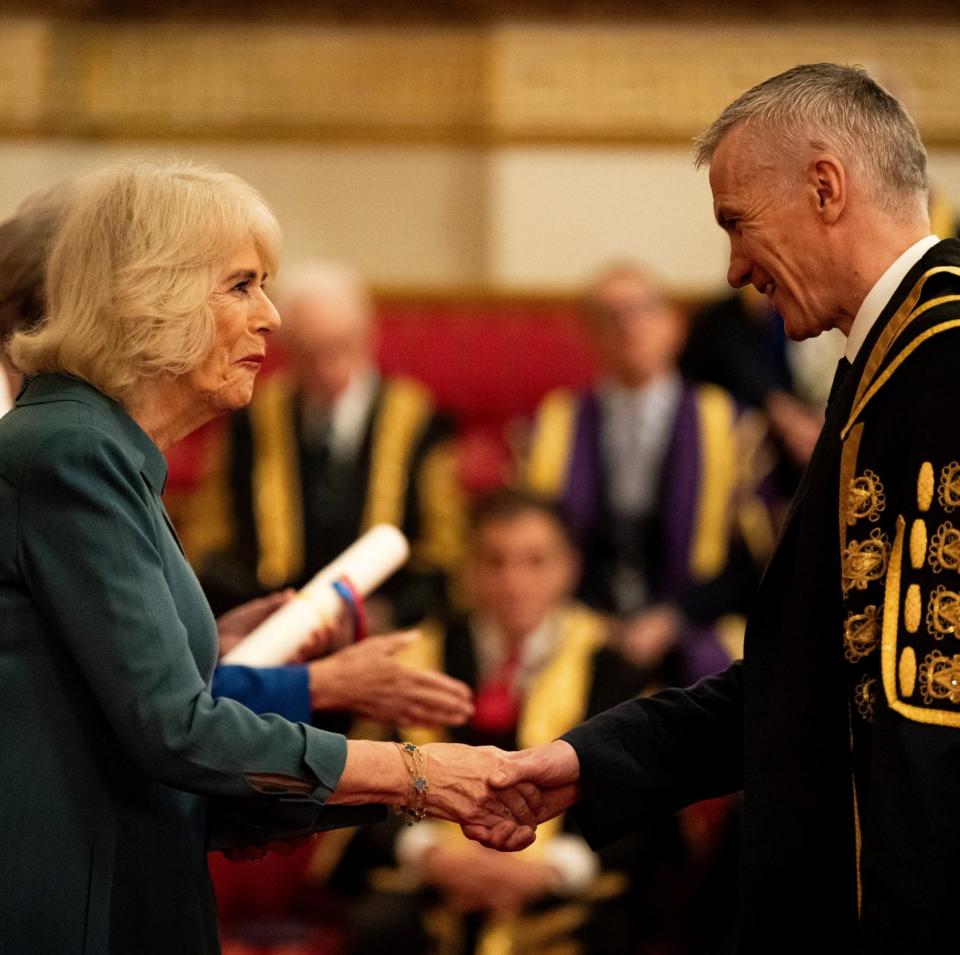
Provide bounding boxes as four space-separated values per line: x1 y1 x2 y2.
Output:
727 251 751 290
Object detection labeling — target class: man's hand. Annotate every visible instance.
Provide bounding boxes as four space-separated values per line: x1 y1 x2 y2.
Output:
461 740 582 850
308 631 474 727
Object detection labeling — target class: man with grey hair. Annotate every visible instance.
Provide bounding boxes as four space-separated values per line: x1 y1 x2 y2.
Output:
478 63 960 949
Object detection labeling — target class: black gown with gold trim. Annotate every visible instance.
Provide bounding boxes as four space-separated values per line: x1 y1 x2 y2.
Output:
562 239 960 952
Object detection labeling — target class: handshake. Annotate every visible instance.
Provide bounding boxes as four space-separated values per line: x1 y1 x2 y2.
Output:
400 739 584 852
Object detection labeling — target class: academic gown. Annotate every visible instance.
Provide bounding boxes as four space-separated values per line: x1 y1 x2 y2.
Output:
562 239 960 952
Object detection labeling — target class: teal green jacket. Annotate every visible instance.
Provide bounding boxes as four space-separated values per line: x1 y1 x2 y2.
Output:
0 375 382 954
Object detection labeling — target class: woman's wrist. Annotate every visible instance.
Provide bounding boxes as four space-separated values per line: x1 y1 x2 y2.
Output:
326 739 408 805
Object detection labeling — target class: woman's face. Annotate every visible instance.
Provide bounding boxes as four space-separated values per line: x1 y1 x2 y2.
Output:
187 239 280 413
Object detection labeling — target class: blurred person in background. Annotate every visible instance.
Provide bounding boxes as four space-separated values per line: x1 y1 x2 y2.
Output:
680 285 841 506
190 261 465 628
525 263 773 685
335 489 694 955
0 182 71 416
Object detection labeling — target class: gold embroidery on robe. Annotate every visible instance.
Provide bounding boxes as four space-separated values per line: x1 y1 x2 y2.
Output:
854 675 878 722
843 606 880 662
846 469 885 525
899 646 918 698
905 584 922 633
842 528 890 593
938 461 960 513
918 462 935 512
910 519 928 570
926 585 960 639
919 650 960 705
928 521 960 574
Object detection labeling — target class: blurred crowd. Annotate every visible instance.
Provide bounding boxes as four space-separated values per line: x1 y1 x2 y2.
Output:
0 181 916 955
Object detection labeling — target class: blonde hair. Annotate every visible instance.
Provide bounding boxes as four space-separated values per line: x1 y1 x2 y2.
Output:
8 159 282 402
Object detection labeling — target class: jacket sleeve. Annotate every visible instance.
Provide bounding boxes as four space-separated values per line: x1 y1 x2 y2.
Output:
16 426 361 819
212 664 312 724
562 661 744 848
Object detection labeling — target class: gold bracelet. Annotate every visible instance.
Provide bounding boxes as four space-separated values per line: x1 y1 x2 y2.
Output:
391 741 428 825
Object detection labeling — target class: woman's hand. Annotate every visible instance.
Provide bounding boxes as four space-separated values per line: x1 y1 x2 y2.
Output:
418 743 542 849
328 740 541 851
307 631 474 726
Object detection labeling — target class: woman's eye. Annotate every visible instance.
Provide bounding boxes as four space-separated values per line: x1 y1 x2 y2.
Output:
233 280 250 294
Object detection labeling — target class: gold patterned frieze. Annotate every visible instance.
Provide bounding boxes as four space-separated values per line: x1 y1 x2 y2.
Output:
928 521 960 574
842 528 890 594
4 20 960 142
843 605 880 662
846 469 885 525
919 650 960 706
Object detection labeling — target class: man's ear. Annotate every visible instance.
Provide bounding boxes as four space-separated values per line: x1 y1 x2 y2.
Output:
807 155 846 225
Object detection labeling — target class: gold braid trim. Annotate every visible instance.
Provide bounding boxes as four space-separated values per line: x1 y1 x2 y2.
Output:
178 425 235 568
882 516 960 727
361 377 433 534
842 266 960 440
412 440 466 576
733 407 776 565
689 384 737 582
849 266 960 412
525 389 577 499
249 376 305 589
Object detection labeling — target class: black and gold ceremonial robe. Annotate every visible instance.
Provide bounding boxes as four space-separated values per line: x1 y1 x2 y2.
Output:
562 239 960 952
190 373 464 625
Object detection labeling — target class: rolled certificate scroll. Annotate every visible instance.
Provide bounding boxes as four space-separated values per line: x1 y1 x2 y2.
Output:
221 524 410 666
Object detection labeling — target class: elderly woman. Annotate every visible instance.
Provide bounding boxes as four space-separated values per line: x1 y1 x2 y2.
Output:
0 159 534 954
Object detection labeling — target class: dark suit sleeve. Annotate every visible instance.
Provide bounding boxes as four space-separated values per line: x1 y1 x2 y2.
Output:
562 662 744 848
212 664 312 723
16 427 360 824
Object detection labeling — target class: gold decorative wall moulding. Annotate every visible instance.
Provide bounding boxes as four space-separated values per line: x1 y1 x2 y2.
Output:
2 19 959 143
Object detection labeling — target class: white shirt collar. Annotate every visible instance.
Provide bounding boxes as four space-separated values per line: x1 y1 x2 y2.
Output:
471 610 564 687
845 235 940 361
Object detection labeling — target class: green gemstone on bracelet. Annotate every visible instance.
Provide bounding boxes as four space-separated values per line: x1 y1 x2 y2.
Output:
414 776 427 792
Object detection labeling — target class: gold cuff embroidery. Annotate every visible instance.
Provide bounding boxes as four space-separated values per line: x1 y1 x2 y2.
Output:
843 606 880 662
842 528 890 594
926 585 960 638
928 521 960 574
899 646 918 698
854 675 878 722
938 461 960 512
910 519 928 570
847 469 885 525
918 461 935 512
905 584 922 634
919 650 960 705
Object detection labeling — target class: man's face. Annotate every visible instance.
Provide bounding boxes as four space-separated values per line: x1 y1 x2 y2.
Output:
469 512 578 641
584 271 684 387
709 127 835 340
282 292 371 405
